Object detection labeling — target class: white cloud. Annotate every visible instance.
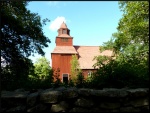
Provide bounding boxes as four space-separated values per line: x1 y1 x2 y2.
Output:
47 1 59 7
49 16 67 31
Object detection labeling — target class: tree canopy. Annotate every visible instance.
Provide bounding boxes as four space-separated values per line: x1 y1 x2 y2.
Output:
93 1 149 88
33 57 52 80
1 1 51 64
70 55 81 81
1 1 51 90
99 1 149 63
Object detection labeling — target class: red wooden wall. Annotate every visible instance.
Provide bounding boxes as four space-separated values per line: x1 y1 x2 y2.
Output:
56 37 73 46
52 54 72 82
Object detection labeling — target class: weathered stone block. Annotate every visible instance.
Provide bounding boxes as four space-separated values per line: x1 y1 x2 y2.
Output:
120 107 141 112
51 101 69 112
40 89 62 103
63 87 78 99
1 91 29 108
127 88 149 97
78 88 91 96
27 103 48 112
69 107 89 112
131 98 149 107
27 92 39 107
99 102 120 109
90 88 128 98
75 98 94 108
6 105 26 112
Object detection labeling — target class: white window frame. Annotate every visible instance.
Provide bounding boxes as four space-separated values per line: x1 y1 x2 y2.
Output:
62 73 69 83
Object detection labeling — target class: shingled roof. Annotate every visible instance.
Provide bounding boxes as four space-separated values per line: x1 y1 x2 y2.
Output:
60 21 67 28
57 34 72 37
74 46 113 69
52 46 78 54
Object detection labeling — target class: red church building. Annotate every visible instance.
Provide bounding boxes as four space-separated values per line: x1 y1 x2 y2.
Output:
51 22 112 83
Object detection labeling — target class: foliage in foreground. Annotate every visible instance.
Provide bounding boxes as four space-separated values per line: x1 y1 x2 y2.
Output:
1 1 51 90
90 1 149 89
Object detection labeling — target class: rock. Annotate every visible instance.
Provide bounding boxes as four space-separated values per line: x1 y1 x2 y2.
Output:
1 91 29 108
6 106 26 112
36 104 48 111
75 98 94 108
1 91 29 99
29 89 38 93
14 88 25 92
90 88 128 98
78 88 91 96
99 102 120 109
51 101 69 112
55 86 67 91
141 106 149 112
131 98 149 107
40 89 62 103
27 92 39 107
27 103 48 112
89 107 110 112
63 87 78 99
127 88 149 97
120 107 141 112
69 107 89 112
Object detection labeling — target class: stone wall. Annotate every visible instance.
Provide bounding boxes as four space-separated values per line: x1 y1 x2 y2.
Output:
1 87 149 112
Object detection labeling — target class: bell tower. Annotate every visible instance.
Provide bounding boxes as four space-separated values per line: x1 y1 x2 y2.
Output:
55 22 73 46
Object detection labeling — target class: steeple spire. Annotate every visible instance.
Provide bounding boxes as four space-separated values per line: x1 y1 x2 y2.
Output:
56 22 73 46
60 21 67 28
57 22 70 36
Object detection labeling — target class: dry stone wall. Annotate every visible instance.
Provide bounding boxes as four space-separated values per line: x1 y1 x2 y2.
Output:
1 87 149 112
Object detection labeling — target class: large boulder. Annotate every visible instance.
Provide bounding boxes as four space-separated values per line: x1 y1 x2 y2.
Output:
74 98 94 108
63 87 78 99
50 101 69 112
40 89 62 103
27 92 39 107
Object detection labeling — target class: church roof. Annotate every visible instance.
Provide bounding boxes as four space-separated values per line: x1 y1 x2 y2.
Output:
60 22 67 29
52 46 78 54
74 46 113 69
57 34 72 38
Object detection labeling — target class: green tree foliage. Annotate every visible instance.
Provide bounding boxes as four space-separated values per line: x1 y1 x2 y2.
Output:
70 55 81 83
30 57 52 80
27 57 53 89
100 1 149 57
1 1 51 63
1 1 51 90
1 58 34 90
92 1 149 88
75 72 85 88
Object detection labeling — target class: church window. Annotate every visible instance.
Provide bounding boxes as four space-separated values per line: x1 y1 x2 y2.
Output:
61 38 68 42
62 29 67 34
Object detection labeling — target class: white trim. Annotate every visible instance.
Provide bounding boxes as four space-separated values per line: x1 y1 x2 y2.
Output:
62 73 69 83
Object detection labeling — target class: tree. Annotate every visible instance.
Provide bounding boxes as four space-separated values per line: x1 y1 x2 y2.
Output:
70 55 81 82
116 1 148 57
93 1 149 88
97 1 149 66
1 58 34 90
32 57 53 80
1 1 51 63
100 1 149 57
1 1 51 89
27 57 53 89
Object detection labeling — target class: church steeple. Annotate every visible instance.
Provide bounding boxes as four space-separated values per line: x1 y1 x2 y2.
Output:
60 21 67 28
55 22 73 46
57 21 70 36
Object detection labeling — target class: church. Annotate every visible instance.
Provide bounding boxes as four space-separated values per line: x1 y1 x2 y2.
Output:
51 22 112 83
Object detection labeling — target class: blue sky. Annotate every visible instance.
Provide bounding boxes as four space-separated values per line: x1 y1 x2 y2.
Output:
26 1 123 65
